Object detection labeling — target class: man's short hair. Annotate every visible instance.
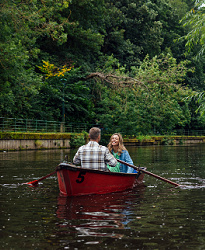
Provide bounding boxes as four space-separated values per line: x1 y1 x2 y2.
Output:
89 127 101 140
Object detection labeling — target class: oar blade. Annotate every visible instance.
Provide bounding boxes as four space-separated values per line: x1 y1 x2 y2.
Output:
23 170 57 186
24 180 39 186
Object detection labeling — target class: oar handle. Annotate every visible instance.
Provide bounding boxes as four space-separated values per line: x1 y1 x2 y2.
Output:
117 159 180 187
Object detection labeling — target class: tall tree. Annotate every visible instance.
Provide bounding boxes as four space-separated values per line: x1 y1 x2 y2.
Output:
180 0 205 59
88 54 196 134
0 0 72 118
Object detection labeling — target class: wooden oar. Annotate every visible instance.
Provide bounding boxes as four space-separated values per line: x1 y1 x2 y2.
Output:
117 159 180 187
24 170 57 186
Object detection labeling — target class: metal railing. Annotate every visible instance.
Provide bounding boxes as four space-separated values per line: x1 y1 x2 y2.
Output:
0 117 98 133
1 117 205 136
174 129 205 136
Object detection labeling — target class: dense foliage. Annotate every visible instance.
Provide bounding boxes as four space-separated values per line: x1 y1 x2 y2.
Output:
0 0 205 135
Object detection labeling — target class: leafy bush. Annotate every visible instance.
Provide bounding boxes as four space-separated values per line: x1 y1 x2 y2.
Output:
70 132 88 148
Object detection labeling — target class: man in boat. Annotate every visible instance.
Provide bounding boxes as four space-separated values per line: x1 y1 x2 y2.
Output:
73 127 118 171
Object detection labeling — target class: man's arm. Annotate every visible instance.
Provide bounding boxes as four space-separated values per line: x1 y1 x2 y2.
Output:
73 150 81 165
105 148 118 167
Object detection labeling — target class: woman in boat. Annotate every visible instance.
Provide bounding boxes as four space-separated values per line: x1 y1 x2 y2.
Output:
107 133 136 173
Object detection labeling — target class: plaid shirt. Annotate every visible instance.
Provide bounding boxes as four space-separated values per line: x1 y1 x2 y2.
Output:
73 141 117 171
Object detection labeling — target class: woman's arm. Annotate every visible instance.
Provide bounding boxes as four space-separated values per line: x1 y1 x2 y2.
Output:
124 150 134 173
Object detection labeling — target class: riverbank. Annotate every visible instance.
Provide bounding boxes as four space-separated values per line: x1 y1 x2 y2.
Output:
0 132 72 151
1 132 205 151
123 135 205 146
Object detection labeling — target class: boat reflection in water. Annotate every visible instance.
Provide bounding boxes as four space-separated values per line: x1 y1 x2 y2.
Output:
56 187 145 239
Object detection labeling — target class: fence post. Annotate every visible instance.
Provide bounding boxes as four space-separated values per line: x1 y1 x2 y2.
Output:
60 122 65 133
14 118 16 132
3 117 4 132
25 119 27 132
54 122 56 132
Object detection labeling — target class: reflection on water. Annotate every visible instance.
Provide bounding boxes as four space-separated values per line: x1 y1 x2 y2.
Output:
56 188 145 239
1 146 205 249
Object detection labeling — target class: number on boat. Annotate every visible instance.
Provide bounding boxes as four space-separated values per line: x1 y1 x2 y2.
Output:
76 171 86 183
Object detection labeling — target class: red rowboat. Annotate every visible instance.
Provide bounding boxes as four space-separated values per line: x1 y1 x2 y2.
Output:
56 163 146 196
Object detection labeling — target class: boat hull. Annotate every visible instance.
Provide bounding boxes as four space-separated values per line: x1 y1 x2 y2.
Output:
57 163 145 196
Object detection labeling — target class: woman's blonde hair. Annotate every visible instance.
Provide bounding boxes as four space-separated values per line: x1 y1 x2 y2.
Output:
107 133 126 156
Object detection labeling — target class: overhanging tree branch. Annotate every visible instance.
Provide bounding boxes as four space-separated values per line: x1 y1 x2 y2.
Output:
86 72 148 89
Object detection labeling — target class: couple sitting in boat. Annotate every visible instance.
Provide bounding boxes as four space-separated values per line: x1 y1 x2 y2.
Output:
73 127 136 173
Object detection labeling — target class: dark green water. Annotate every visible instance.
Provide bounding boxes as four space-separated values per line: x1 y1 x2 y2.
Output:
1 145 205 249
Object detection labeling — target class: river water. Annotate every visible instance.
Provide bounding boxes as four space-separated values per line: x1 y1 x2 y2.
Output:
0 145 205 249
